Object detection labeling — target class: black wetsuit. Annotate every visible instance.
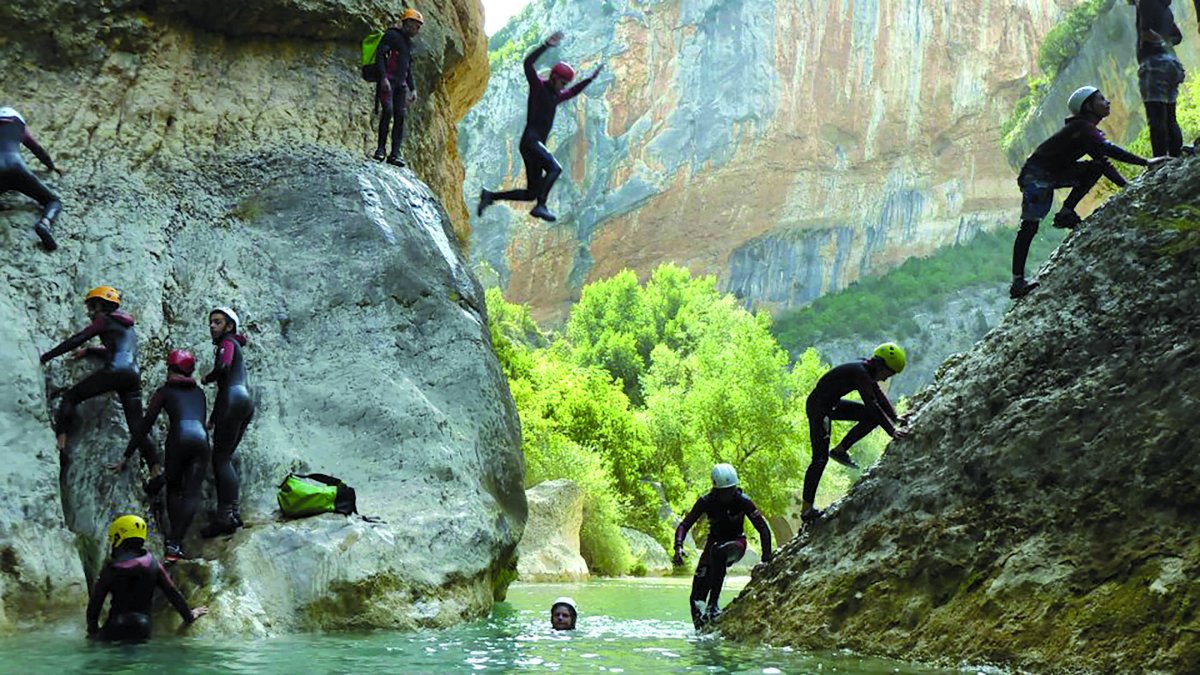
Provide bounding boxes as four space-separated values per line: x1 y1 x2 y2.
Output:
0 113 61 241
375 27 415 159
124 377 209 545
1012 116 1147 277
202 333 253 512
86 548 193 641
488 42 596 208
41 311 157 464
674 490 772 628
802 359 900 505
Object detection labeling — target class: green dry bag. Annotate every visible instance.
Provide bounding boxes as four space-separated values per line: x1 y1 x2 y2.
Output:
361 31 384 81
277 473 357 518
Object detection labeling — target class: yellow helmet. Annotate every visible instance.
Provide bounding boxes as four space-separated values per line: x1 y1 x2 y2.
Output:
108 515 148 549
85 286 121 306
873 342 906 373
400 8 424 24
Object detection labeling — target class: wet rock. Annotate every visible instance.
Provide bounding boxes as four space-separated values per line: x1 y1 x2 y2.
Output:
721 158 1200 674
516 479 589 582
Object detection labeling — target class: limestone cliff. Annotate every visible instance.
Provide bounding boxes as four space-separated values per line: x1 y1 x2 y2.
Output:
461 0 1070 324
720 159 1200 673
0 0 526 636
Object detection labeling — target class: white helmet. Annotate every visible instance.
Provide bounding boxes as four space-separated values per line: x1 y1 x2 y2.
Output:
210 306 240 330
551 597 577 616
1067 86 1100 115
0 107 25 124
711 463 739 489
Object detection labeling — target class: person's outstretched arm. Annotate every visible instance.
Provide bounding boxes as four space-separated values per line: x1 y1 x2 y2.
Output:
746 503 772 562
21 130 58 173
673 498 704 564
119 388 163 463
40 319 101 363
85 566 114 636
557 64 602 103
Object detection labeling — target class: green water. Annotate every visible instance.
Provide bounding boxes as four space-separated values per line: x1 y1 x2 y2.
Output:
1 578 981 673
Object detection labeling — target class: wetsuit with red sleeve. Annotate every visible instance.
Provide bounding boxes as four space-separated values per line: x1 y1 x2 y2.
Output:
487 42 597 209
802 359 901 506
203 332 253 517
41 310 157 464
674 489 772 628
86 548 195 641
374 26 416 161
124 376 209 547
0 108 61 250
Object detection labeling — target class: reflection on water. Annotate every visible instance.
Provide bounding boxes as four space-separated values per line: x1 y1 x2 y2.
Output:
3 578 988 673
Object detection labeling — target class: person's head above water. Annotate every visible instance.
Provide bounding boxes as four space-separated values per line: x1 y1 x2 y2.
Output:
1067 86 1110 121
209 306 239 340
711 463 739 503
84 286 121 317
868 342 906 381
550 597 577 630
108 514 147 553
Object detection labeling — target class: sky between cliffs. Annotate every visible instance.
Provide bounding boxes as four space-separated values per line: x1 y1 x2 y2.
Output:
483 0 532 35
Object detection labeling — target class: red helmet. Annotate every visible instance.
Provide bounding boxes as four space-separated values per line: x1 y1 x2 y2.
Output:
167 349 196 375
550 62 576 83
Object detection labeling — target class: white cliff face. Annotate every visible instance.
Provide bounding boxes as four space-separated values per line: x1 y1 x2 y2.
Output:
0 0 523 635
461 0 1068 324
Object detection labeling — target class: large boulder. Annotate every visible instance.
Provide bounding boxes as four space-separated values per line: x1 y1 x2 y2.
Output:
0 0 521 636
721 160 1200 673
620 527 671 577
516 479 589 582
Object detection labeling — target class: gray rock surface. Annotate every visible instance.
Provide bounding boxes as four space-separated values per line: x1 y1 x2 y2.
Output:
721 158 1200 673
517 479 589 582
0 0 522 636
619 527 671 577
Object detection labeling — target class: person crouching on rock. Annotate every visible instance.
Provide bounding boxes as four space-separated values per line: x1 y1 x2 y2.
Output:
477 31 604 223
373 7 423 166
87 515 207 642
673 463 773 630
800 343 909 525
200 306 253 537
550 597 577 631
0 106 63 251
112 350 209 564
41 286 158 464
1009 86 1168 299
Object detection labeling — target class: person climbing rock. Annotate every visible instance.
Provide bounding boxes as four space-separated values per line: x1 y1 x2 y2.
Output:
200 306 253 537
41 286 158 463
477 31 603 223
373 8 423 167
800 343 909 525
673 464 772 630
1010 86 1168 299
87 515 207 641
1130 0 1189 158
550 597 577 631
113 350 210 564
1 106 62 251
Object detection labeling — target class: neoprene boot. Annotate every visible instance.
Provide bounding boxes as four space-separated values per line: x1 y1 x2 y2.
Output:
477 189 494 217
34 218 57 252
530 204 557 222
829 446 859 469
200 504 239 538
1009 278 1039 300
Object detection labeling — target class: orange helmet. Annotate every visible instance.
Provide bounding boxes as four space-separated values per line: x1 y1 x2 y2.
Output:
85 286 121 306
400 8 424 24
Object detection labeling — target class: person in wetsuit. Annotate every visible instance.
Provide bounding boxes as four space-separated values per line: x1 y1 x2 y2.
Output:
41 286 158 464
200 307 253 537
1010 86 1167 299
800 343 909 524
673 463 773 630
113 350 209 563
87 514 207 641
1 106 61 251
1130 0 1192 158
477 31 604 223
373 8 423 166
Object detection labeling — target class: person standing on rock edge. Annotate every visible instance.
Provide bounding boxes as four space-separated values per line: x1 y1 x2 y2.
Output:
1009 87 1168 299
1130 0 1189 158
477 31 604 223
800 343 909 525
550 597 577 630
673 464 773 630
373 8 423 167
87 515 208 641
1 106 62 251
113 350 210 564
41 286 158 464
199 306 253 537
